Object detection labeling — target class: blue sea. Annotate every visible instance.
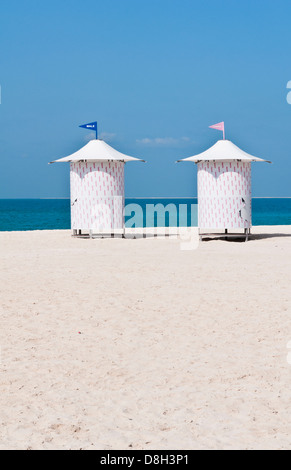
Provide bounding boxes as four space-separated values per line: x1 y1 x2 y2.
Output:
0 198 290 231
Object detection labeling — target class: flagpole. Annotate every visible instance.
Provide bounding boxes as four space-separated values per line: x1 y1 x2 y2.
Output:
209 122 225 140
79 121 98 140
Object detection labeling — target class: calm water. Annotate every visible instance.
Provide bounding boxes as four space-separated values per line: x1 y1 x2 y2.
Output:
0 198 290 231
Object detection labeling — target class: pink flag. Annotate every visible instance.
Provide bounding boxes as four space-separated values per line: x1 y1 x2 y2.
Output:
209 121 225 140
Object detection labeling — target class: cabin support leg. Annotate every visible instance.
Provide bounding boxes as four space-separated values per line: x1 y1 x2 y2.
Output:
245 228 248 242
198 228 202 242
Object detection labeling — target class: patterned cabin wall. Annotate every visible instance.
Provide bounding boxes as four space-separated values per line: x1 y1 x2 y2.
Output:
70 161 125 231
197 161 252 229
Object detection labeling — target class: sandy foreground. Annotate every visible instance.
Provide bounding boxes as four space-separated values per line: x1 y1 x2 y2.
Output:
0 226 291 450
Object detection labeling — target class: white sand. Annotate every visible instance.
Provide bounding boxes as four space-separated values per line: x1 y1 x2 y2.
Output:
0 226 291 450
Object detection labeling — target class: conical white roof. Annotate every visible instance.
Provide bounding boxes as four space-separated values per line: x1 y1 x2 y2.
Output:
50 139 145 164
177 139 271 163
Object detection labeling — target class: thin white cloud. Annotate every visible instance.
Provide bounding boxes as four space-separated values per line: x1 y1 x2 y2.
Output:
136 136 191 146
84 132 96 142
99 132 116 141
84 132 116 142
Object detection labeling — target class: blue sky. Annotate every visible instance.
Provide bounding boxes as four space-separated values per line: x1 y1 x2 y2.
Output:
0 0 290 198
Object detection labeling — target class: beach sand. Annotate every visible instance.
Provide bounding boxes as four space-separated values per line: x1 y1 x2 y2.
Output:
0 226 291 450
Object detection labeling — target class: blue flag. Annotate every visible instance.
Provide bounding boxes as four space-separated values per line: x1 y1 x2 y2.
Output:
79 121 98 139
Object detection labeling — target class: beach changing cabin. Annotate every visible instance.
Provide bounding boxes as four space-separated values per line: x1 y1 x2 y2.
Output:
178 139 271 240
50 139 144 237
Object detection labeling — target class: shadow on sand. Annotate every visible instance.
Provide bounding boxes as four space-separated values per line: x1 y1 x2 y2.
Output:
202 232 291 243
73 231 291 242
